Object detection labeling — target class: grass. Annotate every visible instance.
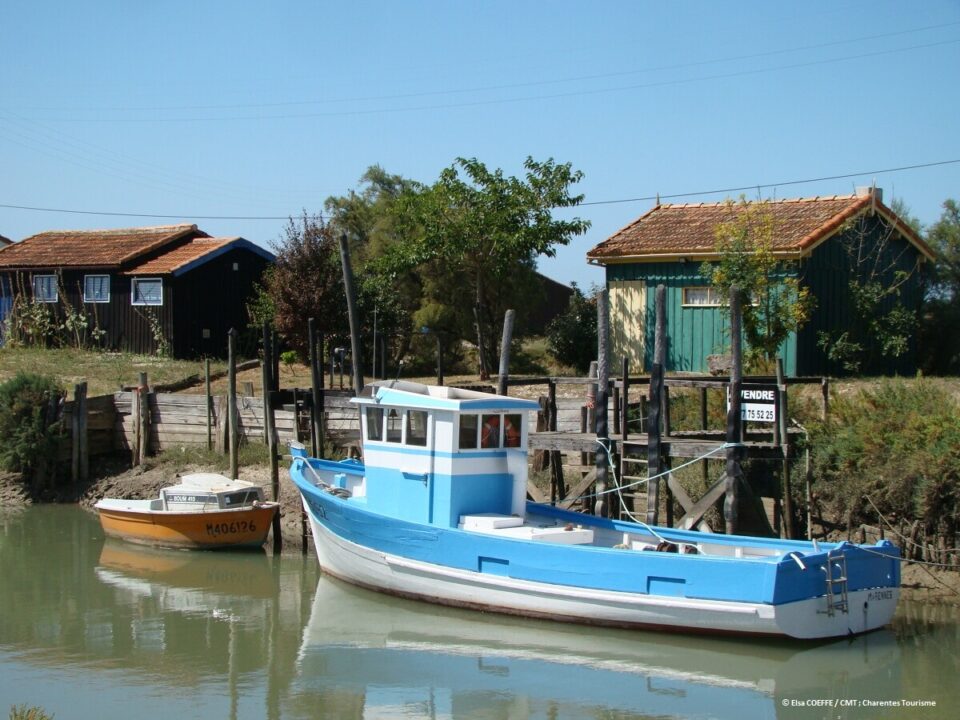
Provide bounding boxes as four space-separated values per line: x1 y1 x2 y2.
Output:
0 347 227 397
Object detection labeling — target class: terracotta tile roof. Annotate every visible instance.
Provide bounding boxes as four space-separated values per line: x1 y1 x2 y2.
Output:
0 224 206 269
124 237 238 275
587 193 933 262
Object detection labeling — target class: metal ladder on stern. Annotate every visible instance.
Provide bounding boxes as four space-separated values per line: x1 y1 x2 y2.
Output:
820 549 850 617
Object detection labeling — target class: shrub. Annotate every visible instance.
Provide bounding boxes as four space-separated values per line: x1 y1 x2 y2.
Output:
545 283 597 374
0 373 64 479
808 378 960 554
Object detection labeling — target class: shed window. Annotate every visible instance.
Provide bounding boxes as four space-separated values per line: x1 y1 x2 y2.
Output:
407 410 428 446
132 278 163 306
33 275 57 303
386 409 402 443
459 414 479 449
365 407 384 441
84 275 110 303
682 287 721 307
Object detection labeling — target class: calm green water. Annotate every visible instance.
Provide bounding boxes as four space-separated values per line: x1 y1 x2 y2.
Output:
1 505 957 720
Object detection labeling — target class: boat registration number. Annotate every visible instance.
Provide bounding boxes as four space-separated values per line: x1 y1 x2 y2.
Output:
206 520 256 536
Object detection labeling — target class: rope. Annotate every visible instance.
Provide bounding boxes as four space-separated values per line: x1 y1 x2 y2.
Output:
863 495 960 554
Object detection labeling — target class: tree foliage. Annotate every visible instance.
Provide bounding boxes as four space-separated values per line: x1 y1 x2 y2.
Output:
388 156 589 377
703 198 813 371
545 283 597 373
919 198 960 374
0 372 63 480
264 213 350 357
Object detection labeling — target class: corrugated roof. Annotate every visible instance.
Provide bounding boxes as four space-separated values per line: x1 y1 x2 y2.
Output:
0 224 205 269
587 193 933 263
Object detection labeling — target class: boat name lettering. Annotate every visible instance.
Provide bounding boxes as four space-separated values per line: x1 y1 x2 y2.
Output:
206 520 255 537
867 590 894 601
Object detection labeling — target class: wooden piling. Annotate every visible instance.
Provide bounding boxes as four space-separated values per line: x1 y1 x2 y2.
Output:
777 358 796 539
723 287 744 535
137 372 149 466
309 318 325 459
497 309 515 396
594 290 610 518
228 329 239 480
71 381 88 483
338 233 364 395
205 359 213 451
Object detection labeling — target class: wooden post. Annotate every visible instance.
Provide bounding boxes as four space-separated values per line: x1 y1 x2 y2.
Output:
435 333 444 386
620 357 629 442
205 359 213 450
261 324 272 445
654 285 668 437
594 290 610 518
646 362 663 525
131 382 140 466
821 377 830 420
647 285 667 526
777 358 796 539
309 319 325 459
548 379 564 503
700 386 709 488
241 381 254 398
338 233 364 396
497 309 515 396
473 304 490 380
267 386 282 555
228 329 239 480
71 381 88 483
724 288 744 535
137 372 149 466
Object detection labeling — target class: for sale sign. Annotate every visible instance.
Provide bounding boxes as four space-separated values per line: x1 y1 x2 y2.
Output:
727 384 778 423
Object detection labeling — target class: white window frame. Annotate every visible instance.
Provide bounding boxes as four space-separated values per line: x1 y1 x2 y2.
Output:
131 277 163 306
83 274 111 303
33 275 58 303
682 286 722 307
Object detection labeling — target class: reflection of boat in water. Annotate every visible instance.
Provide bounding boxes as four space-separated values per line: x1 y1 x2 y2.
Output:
95 473 278 550
295 575 902 719
95 540 277 619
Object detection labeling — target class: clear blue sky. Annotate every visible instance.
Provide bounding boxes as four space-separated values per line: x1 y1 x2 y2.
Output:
2 1 958 286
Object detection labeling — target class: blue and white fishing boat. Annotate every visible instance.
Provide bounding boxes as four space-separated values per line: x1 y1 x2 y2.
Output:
289 380 900 639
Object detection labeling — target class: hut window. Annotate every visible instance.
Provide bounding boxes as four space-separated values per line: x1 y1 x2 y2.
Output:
407 410 428 446
33 275 57 303
459 414 479 449
365 407 384 441
481 414 501 449
682 287 721 307
386 409 402 443
504 414 521 447
132 278 163 306
83 274 110 303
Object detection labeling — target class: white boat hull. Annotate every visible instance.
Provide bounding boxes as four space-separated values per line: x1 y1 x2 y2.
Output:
304 505 898 639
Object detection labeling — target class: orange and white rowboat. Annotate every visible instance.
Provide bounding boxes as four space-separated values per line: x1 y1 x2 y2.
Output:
95 473 278 550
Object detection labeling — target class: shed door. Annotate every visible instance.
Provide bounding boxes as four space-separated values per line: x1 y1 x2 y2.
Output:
608 279 646 372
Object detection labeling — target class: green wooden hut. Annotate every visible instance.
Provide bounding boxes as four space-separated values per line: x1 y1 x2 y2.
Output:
586 188 934 376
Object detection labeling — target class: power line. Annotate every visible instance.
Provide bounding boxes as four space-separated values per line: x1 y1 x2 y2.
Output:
2 158 957 222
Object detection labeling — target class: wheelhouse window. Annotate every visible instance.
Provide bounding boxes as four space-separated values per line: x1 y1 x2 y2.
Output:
132 277 162 306
481 414 501 449
386 409 402 443
459 414 479 449
33 275 57 303
504 414 522 447
682 287 721 307
407 410 428 447
365 407 384 441
83 274 110 303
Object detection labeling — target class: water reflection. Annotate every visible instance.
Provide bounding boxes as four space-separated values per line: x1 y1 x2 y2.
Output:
293 577 903 719
1 506 957 719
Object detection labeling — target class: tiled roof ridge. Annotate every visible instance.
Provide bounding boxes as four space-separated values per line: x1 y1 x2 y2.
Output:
25 223 199 240
659 194 861 210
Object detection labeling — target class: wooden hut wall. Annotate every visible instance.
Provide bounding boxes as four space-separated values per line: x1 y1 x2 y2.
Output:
171 248 272 358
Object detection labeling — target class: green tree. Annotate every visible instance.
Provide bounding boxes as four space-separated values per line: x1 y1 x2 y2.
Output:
703 198 813 371
265 213 350 357
545 283 597 373
920 198 960 374
324 167 423 371
389 156 589 377
0 372 63 485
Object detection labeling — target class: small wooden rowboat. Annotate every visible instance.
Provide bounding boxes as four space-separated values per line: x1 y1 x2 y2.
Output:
95 473 278 550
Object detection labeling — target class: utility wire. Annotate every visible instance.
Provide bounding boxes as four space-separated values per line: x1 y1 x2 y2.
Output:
2 158 957 221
